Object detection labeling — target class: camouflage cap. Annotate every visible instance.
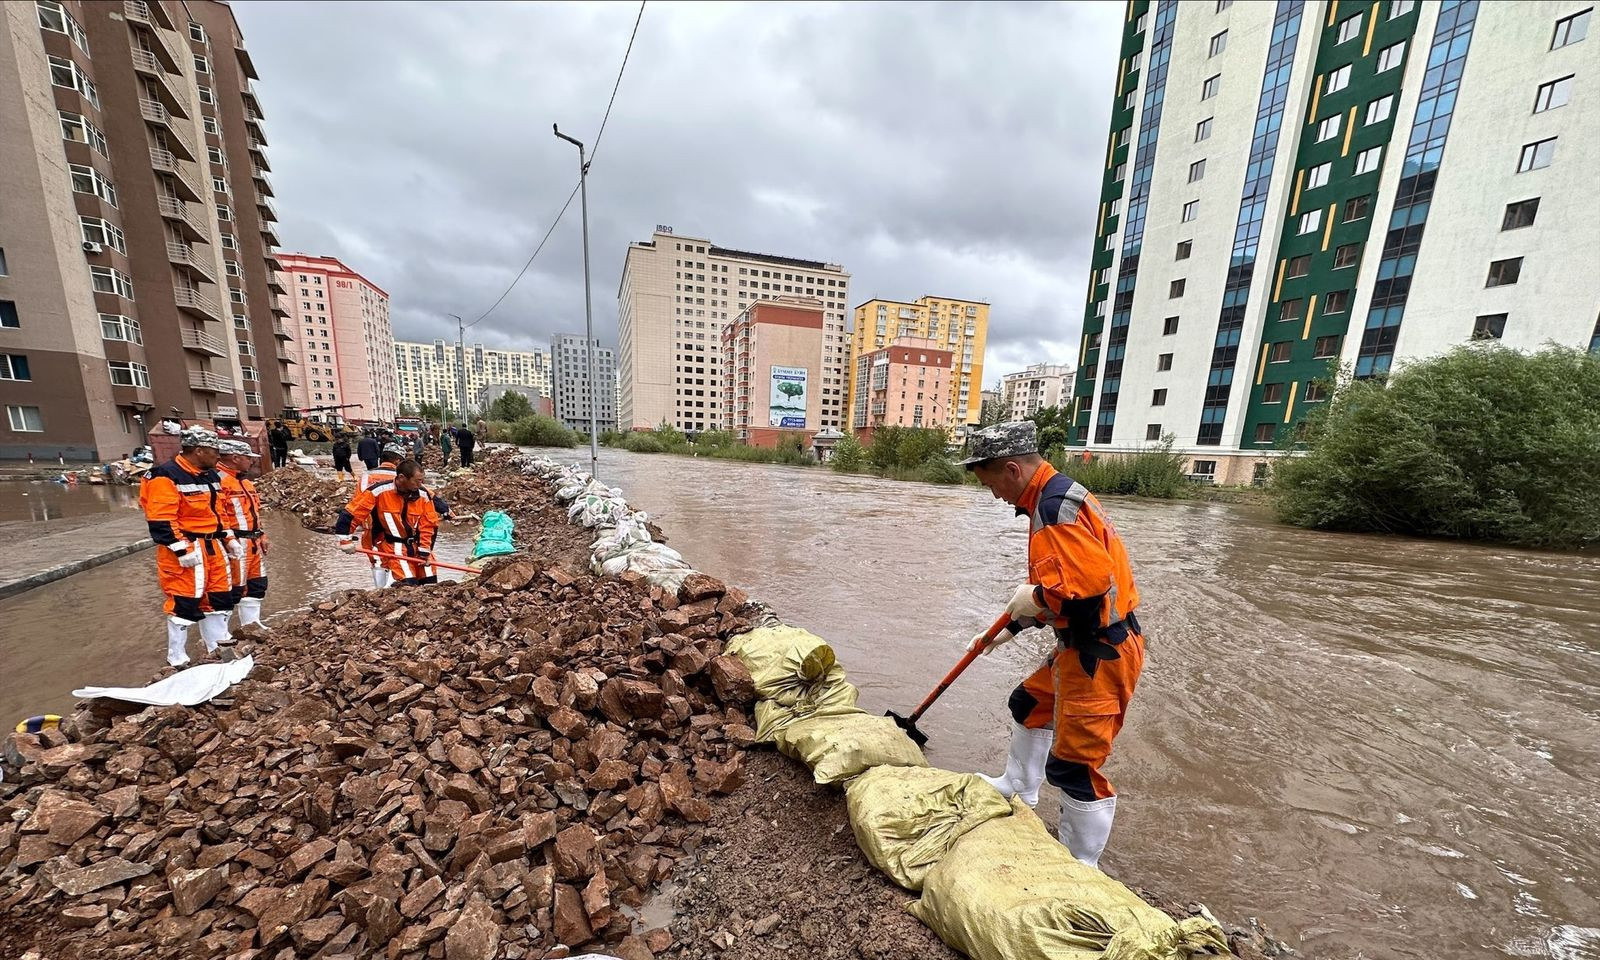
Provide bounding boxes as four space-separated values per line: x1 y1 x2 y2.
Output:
179 427 220 450
957 420 1039 467
381 442 408 458
218 439 258 458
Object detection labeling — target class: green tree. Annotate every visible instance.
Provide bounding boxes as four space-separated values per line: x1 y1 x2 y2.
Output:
417 401 445 422
1029 404 1072 455
1271 345 1600 547
979 394 1006 427
507 414 579 448
831 433 865 472
777 382 804 404
487 391 535 422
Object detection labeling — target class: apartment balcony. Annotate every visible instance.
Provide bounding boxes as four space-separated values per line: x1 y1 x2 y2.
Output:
247 138 270 170
255 192 278 222
138 99 196 161
252 165 274 197
189 370 234 393
270 296 289 319
180 328 226 357
271 321 293 341
242 82 264 116
260 222 281 247
127 0 175 29
156 195 207 241
149 147 202 201
166 242 215 283
128 50 188 119
280 370 299 387
173 285 221 322
266 272 286 294
245 114 268 146
278 349 296 364
235 43 259 81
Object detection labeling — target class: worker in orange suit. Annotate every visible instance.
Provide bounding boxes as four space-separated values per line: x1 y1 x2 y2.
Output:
139 427 241 666
216 439 269 630
959 420 1145 870
353 443 406 588
334 458 440 586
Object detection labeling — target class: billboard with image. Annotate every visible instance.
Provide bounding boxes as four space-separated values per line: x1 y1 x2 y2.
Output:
769 366 808 428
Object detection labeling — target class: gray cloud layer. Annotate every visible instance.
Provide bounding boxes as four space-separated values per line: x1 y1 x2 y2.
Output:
233 0 1119 386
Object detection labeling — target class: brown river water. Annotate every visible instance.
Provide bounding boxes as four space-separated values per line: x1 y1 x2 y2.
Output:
2 450 1597 959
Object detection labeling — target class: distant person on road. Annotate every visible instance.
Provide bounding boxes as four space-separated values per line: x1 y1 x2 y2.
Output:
440 426 453 463
331 434 353 482
355 432 380 473
456 423 476 468
335 458 440 587
411 428 425 460
959 420 1145 870
268 422 291 468
216 439 269 631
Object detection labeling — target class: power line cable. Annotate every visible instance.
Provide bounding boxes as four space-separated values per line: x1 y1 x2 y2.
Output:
467 0 645 328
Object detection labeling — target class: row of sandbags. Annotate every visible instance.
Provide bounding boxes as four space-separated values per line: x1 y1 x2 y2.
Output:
726 624 1230 960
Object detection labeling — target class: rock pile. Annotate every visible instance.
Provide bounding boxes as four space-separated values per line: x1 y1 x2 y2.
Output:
0 552 759 959
255 467 352 533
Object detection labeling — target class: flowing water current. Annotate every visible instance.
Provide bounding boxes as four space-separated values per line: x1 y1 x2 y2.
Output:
2 449 1597 959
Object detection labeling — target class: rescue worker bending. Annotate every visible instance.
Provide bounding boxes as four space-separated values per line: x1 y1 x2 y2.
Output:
334 459 440 586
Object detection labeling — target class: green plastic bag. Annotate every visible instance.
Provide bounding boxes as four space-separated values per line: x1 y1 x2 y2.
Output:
844 766 1013 892
772 709 928 785
909 799 1229 960
470 510 517 561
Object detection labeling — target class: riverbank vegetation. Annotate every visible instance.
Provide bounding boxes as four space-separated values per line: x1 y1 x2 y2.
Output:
1048 438 1189 498
600 425 816 466
831 426 964 484
1271 345 1600 548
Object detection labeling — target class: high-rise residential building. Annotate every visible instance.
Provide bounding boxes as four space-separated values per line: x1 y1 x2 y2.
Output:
851 337 953 446
393 339 550 419
0 0 287 459
550 333 616 433
721 298 827 447
846 296 990 437
275 253 396 422
999 362 1072 421
617 226 852 433
1070 0 1600 481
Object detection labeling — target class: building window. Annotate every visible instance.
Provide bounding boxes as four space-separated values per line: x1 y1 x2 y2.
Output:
1486 257 1524 287
1163 316 1180 335
99 314 141 343
1217 0 1233 10
1196 117 1213 142
69 164 117 206
1337 13 1364 44
1169 279 1186 298
1209 31 1228 57
207 146 225 165
1157 353 1174 371
1298 209 1323 235
1262 382 1285 403
90 265 133 299
1519 137 1557 172
216 204 232 222
193 55 209 74
1281 299 1305 322
0 354 31 381
1552 8 1591 49
1146 424 1163 441
1390 0 1416 18
59 111 109 157
198 85 213 105
212 177 228 194
1316 113 1342 142
220 233 237 250
1193 460 1217 477
0 247 6 276
1326 64 1351 94
189 21 206 42
1332 244 1361 270
47 55 97 108
1306 161 1331 189
1343 195 1371 222
108 360 151 388
1534 75 1575 113
1473 313 1508 340
1173 240 1192 261
1152 388 1168 406
7 405 44 432
37 1 89 53
1376 40 1407 72
1201 74 1221 100
80 217 126 254
1325 289 1351 314
1269 341 1292 363
1366 95 1394 125
1113 162 1126 181
1304 382 1329 402
1287 254 1311 278
1188 159 1206 182
1182 200 1199 222
1502 197 1540 230
1354 145 1383 175
1254 423 1276 444
0 301 17 328
1313 335 1341 359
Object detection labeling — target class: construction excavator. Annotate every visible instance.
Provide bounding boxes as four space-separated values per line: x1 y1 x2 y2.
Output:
272 403 363 442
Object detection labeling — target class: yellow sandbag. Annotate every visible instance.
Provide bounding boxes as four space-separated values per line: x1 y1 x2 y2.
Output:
909 799 1229 960
752 679 860 742
725 625 838 705
773 709 928 785
844 766 1014 892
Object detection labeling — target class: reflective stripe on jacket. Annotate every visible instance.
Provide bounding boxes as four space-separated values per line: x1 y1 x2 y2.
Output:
335 485 439 555
1015 462 1141 636
140 454 228 550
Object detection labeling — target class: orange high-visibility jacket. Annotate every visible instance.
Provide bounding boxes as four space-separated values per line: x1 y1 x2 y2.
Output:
139 454 233 553
217 467 261 535
335 485 439 556
1015 462 1141 638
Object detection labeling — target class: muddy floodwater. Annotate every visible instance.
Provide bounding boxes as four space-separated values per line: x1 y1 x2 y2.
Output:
3 450 1598 959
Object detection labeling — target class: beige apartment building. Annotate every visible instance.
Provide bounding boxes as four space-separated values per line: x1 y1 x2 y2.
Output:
617 226 851 433
1000 362 1071 420
847 296 989 439
0 0 287 459
276 253 396 423
393 339 550 419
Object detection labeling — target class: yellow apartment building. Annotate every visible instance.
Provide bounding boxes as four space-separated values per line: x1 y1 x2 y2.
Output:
847 296 989 437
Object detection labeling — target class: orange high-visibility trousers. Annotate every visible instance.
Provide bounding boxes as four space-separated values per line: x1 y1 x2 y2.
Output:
157 539 234 622
1008 631 1144 801
229 538 267 601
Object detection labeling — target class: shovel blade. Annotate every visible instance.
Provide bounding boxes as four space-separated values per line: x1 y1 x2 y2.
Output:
885 710 929 748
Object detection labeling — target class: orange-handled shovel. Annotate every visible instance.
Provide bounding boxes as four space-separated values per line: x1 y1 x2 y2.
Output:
887 611 1024 747
350 544 479 575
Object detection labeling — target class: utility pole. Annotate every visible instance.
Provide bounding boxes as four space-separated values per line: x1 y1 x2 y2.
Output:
554 123 599 480
448 313 466 424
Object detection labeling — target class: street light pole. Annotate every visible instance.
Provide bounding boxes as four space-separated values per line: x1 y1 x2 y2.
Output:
448 313 466 425
553 124 599 480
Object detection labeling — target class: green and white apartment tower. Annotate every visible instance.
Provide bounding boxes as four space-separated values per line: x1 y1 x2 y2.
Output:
1070 0 1599 483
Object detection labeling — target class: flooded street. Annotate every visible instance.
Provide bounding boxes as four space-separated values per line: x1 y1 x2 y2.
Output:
4 449 1599 959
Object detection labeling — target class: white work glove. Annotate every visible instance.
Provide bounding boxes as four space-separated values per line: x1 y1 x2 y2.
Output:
337 536 359 554
1005 583 1047 622
227 539 246 560
177 549 203 569
968 620 1027 655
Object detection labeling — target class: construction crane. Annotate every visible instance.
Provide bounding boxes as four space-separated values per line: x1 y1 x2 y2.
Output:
272 403 363 442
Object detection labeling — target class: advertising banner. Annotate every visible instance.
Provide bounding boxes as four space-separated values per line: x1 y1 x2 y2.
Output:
769 366 808 428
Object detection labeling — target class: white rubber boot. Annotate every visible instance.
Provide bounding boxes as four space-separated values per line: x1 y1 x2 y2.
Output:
976 722 1055 807
1059 793 1117 868
237 597 266 629
199 611 233 652
166 618 193 667
371 562 392 589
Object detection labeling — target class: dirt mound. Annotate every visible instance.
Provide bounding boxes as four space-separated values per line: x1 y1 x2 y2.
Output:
256 466 352 533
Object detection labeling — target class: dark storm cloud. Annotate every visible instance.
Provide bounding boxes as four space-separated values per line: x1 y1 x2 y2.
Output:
232 0 1120 385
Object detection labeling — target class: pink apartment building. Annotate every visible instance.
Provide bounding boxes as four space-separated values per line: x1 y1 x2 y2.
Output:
852 337 952 446
274 253 397 422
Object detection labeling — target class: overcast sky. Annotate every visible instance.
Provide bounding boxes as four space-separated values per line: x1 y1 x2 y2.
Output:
232 1 1120 388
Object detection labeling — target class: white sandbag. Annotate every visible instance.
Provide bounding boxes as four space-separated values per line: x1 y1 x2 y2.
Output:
73 655 255 707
